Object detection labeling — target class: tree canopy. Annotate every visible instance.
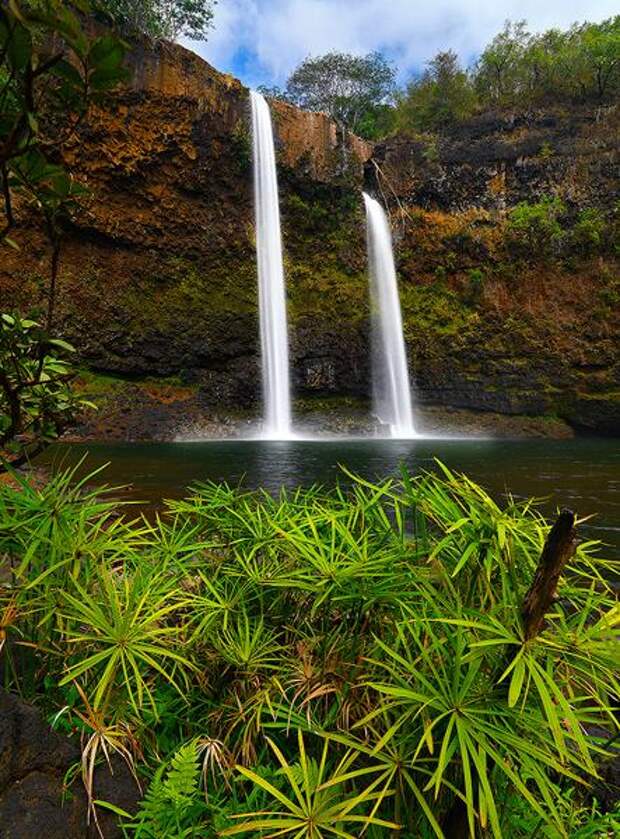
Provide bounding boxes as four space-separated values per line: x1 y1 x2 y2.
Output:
96 0 217 41
394 49 477 132
262 17 618 140
278 51 397 138
392 16 619 135
475 17 620 106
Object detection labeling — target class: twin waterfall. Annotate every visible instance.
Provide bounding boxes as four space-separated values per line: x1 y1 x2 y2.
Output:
250 91 416 439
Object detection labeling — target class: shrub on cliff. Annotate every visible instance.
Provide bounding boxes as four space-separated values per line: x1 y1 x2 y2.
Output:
571 208 608 256
505 197 565 262
0 464 617 837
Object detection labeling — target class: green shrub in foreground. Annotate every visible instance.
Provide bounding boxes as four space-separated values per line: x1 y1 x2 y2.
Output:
0 462 617 837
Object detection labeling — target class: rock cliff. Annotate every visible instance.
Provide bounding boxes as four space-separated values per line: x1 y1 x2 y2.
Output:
0 34 617 436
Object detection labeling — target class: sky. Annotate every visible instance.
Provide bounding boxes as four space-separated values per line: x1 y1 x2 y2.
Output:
185 0 618 89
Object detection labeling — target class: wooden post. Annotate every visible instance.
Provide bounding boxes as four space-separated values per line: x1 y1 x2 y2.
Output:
521 509 577 640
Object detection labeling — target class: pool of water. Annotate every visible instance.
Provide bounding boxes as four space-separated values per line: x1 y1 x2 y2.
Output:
41 437 620 556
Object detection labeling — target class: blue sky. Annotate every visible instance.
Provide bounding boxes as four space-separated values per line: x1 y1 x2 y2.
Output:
185 0 618 88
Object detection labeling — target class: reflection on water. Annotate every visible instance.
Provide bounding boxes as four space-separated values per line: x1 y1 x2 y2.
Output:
41 438 620 556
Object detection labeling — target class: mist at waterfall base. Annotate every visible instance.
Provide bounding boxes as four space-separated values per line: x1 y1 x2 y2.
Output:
364 193 417 439
250 91 293 440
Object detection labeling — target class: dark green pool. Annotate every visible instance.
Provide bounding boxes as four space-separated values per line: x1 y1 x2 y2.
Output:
41 437 620 556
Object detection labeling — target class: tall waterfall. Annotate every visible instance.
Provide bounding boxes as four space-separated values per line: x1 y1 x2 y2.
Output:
363 193 417 438
250 91 292 439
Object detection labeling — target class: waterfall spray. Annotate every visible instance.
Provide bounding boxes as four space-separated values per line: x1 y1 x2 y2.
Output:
363 193 417 438
250 91 293 439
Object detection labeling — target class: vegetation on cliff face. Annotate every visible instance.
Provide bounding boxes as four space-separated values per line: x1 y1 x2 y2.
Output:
1 463 617 836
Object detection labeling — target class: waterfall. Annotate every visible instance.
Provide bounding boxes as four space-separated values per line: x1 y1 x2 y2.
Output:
363 193 417 438
250 91 293 439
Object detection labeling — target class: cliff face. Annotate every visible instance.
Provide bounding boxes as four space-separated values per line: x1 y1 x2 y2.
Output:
0 36 618 436
371 108 618 212
366 108 619 434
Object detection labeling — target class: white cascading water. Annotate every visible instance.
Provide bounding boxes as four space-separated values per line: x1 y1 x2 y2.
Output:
363 193 417 438
250 91 293 439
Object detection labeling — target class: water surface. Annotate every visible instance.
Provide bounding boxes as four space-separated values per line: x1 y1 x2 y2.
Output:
42 438 620 556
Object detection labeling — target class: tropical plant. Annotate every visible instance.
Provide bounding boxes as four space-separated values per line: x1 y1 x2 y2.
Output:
0 462 617 836
1 1 126 467
0 314 93 471
59 562 195 715
125 741 212 837
222 732 399 837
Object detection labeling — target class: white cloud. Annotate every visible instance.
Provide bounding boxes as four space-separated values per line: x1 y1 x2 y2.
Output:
187 0 618 86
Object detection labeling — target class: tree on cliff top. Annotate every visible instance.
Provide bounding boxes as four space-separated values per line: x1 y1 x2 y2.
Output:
96 0 217 41
394 49 478 132
283 51 396 138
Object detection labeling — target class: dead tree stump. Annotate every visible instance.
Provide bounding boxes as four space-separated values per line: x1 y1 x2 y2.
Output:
443 509 579 839
521 509 577 640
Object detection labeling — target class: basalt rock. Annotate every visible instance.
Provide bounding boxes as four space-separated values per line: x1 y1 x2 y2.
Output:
0 690 139 838
369 107 619 214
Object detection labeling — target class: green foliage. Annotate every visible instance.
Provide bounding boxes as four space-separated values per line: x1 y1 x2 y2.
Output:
385 16 620 136
571 208 607 256
222 732 399 837
474 20 531 106
0 314 92 470
0 464 617 836
505 197 565 261
0 2 126 465
538 141 555 160
465 268 485 304
1 0 127 246
96 0 217 41
283 51 396 138
126 742 213 837
59 563 195 715
395 50 478 133
507 792 620 838
475 17 620 107
230 119 252 172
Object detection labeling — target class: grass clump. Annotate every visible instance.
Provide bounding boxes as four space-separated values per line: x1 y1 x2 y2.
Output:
0 462 617 837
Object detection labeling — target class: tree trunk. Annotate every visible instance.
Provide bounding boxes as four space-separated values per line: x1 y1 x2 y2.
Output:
521 509 577 640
